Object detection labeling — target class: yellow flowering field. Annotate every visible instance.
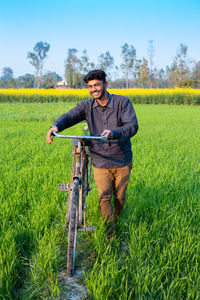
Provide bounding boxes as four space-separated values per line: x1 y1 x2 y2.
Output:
0 88 90 97
113 87 200 96
1 87 200 96
0 88 200 104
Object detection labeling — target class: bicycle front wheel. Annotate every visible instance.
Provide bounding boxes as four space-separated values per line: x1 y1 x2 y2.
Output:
67 178 79 276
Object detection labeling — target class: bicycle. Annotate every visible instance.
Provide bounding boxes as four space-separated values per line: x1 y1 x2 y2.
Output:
52 131 107 277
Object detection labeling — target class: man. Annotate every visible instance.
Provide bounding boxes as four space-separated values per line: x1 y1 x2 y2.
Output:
46 70 138 237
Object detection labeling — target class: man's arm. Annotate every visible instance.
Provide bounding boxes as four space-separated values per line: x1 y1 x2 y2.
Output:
53 103 86 132
46 102 86 144
102 98 138 140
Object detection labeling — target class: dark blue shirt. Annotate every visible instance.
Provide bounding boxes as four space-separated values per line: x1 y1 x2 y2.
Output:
53 94 138 168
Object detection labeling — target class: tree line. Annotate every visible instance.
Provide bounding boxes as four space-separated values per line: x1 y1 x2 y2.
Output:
0 41 200 89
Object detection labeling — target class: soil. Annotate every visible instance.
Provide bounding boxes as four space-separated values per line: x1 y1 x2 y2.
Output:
55 270 89 300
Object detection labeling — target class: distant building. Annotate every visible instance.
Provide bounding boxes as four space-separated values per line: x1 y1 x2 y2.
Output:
55 79 68 89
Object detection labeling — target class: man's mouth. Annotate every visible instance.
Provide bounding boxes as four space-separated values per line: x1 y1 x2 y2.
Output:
92 91 99 96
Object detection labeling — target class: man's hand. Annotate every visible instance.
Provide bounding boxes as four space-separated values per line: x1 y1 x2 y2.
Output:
46 126 58 144
101 129 113 139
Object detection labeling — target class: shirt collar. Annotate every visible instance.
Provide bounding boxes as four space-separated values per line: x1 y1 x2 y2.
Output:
93 93 113 108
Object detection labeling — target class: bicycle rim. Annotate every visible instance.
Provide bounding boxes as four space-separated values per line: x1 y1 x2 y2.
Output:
67 178 79 276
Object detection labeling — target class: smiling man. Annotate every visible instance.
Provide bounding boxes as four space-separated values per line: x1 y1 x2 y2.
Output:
46 69 138 237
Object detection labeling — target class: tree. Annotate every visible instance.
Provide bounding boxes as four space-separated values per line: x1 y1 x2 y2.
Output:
0 67 14 88
97 51 114 79
79 49 95 86
17 74 35 88
80 49 91 74
135 58 150 88
1 67 13 81
147 40 155 88
109 78 126 88
8 78 17 88
27 41 50 88
192 61 200 81
156 68 168 88
176 44 190 80
167 44 190 87
120 43 136 88
65 48 82 88
41 71 62 88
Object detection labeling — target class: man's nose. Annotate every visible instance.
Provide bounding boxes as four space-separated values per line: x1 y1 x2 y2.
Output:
91 87 97 92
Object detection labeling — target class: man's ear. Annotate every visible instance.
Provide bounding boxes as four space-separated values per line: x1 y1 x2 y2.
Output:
105 81 108 88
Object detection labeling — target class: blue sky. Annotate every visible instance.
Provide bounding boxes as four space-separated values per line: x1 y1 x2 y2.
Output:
1 0 200 78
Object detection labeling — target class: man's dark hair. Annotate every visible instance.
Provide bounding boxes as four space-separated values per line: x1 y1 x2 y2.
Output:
83 69 107 84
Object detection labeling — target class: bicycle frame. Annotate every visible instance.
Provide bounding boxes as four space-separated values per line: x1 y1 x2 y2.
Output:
67 137 90 229
52 131 107 228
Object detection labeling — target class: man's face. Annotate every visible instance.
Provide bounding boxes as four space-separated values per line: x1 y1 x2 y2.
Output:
87 79 108 99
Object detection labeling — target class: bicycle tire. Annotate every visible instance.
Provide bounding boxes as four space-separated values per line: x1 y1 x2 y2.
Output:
67 178 79 276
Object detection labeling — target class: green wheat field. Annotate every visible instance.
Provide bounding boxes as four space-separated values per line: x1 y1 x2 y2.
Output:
0 102 200 299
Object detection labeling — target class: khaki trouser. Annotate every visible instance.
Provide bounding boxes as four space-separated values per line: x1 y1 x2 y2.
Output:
93 163 132 223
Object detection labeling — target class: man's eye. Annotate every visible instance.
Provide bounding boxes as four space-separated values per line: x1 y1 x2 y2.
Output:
87 83 102 89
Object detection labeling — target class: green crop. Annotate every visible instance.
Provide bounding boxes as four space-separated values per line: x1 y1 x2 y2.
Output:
0 103 200 299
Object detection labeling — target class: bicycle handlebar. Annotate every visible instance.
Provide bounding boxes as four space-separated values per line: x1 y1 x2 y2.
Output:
52 130 107 140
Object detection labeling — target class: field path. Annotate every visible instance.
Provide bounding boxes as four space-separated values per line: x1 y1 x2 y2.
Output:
55 270 88 300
